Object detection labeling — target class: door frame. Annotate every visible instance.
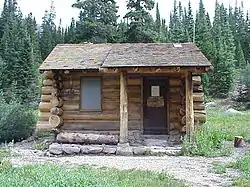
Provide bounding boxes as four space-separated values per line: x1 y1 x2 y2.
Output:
141 76 170 135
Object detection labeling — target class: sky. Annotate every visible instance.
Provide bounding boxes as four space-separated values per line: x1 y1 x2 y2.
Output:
0 0 249 27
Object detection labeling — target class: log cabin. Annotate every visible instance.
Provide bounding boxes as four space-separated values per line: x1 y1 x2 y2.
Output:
37 43 212 145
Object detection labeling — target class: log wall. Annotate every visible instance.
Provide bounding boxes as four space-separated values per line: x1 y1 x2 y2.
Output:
37 71 206 134
59 72 141 131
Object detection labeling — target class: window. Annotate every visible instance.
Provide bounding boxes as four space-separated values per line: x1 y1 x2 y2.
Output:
81 77 101 111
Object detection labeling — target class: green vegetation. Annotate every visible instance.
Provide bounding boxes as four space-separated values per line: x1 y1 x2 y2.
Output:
182 106 250 157
0 95 37 142
0 163 186 187
211 162 227 174
232 154 250 187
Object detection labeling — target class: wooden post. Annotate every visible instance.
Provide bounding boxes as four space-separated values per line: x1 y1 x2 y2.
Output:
185 72 194 141
119 71 128 144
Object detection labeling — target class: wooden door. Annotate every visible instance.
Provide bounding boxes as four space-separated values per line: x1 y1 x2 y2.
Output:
143 77 168 135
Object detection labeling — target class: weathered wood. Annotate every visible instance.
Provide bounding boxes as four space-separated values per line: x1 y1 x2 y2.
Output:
192 76 202 85
193 103 205 110
39 112 51 121
119 71 128 144
43 71 54 79
51 97 64 108
169 79 182 86
56 132 119 145
41 95 52 102
41 86 54 95
194 113 206 122
43 79 53 86
193 93 204 102
61 121 141 131
186 72 194 140
49 115 63 128
193 85 203 92
50 107 63 116
234 136 245 147
52 81 63 90
39 102 52 112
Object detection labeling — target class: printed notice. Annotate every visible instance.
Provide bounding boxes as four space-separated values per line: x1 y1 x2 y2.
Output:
151 86 160 97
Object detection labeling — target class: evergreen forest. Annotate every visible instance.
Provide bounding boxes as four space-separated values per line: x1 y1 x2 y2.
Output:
0 0 249 106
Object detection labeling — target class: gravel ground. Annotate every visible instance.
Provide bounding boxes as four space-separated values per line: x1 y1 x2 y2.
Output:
7 143 249 187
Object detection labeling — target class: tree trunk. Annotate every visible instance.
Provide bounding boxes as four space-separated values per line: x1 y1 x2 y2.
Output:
56 132 119 145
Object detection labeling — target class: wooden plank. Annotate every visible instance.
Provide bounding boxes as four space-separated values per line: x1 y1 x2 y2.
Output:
119 71 128 144
185 72 194 140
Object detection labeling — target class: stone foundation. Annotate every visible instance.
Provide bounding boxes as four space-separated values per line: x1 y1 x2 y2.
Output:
48 143 182 156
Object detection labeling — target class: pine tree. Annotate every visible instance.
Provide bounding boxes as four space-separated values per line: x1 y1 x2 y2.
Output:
0 0 39 104
210 2 236 97
73 0 118 43
124 0 157 42
39 1 57 60
155 2 161 33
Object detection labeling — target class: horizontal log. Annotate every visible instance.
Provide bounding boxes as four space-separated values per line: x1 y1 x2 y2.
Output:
43 71 54 79
62 103 80 111
61 120 140 131
194 110 206 115
62 113 118 121
43 79 53 86
193 85 203 92
36 121 54 132
192 76 202 85
194 113 206 123
56 132 119 145
51 97 64 108
39 102 52 112
169 79 182 86
193 93 204 102
41 95 52 102
41 86 54 95
193 103 205 110
39 112 51 121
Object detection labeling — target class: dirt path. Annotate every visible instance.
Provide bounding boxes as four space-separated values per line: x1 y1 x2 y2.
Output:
7 143 249 187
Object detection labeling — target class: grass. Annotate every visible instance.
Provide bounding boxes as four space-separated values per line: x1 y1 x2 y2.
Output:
0 147 185 187
211 162 227 174
182 106 250 157
231 154 250 187
0 164 186 187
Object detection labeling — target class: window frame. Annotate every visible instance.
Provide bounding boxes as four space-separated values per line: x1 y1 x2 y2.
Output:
80 76 102 112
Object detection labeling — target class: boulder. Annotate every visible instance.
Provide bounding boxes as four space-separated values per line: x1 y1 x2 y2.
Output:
80 145 103 154
133 147 151 155
205 102 216 108
62 145 81 154
246 102 250 110
49 143 63 155
116 144 133 156
103 146 117 154
225 108 244 115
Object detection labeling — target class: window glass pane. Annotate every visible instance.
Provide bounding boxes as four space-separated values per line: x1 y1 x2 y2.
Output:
81 77 101 110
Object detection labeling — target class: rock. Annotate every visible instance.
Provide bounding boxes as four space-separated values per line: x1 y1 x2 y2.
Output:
62 145 81 154
116 144 133 156
49 143 63 155
150 148 181 156
143 139 169 147
133 147 151 155
103 146 116 154
205 102 216 108
225 108 244 115
80 145 103 154
246 102 250 109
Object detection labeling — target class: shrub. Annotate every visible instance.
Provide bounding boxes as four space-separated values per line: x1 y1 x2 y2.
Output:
0 101 37 143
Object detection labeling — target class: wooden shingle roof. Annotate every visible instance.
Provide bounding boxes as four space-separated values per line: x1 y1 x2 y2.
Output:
39 43 211 70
